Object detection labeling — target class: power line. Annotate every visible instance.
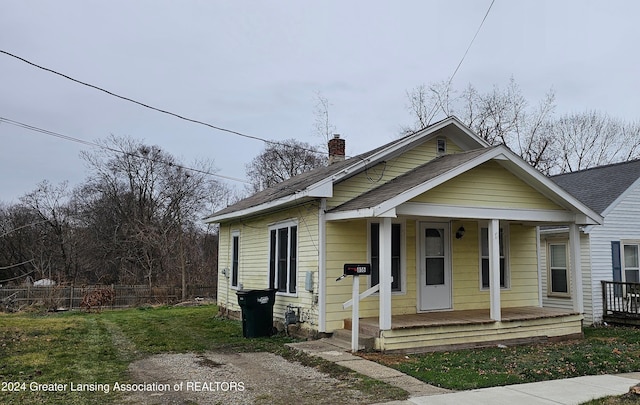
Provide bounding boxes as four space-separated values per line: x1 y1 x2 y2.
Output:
426 0 496 124
0 116 251 184
0 48 327 157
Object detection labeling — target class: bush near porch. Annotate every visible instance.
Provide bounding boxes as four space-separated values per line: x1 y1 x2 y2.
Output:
360 326 640 390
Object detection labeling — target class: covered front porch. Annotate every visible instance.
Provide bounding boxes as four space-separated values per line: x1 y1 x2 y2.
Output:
322 147 602 352
346 306 583 353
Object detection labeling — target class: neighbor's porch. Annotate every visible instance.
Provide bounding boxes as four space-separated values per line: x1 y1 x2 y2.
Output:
345 306 583 353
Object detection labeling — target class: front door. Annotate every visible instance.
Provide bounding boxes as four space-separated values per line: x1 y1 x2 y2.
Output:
419 222 452 311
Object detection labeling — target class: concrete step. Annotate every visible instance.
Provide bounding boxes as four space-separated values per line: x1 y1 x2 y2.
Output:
343 318 381 337
331 328 375 351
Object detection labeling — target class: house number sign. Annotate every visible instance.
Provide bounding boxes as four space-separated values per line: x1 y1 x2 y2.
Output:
343 263 371 276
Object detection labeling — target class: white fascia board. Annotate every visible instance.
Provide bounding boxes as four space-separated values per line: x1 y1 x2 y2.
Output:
204 193 314 223
307 177 333 198
397 203 579 223
324 207 397 221
325 208 375 221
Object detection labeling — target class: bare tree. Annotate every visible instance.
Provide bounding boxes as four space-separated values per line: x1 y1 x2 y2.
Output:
554 111 640 172
403 78 558 174
245 139 326 193
313 91 337 150
19 180 78 283
78 135 226 287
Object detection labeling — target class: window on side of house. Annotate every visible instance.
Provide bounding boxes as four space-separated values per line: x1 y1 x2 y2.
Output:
268 221 297 294
231 230 240 289
548 242 569 296
623 243 640 283
480 226 508 289
369 222 402 292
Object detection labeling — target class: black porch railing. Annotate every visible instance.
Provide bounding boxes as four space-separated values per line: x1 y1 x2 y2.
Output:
602 280 640 324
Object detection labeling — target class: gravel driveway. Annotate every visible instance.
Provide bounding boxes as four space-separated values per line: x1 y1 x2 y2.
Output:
123 351 385 405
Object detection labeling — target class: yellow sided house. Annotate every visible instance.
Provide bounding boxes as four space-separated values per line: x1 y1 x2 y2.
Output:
205 117 602 353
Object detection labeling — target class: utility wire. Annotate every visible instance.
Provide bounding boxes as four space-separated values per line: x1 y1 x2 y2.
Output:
426 0 495 124
0 116 251 184
0 260 34 272
0 49 327 157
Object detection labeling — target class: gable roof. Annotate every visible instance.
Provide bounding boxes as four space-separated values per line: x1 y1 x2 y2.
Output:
551 159 640 215
327 147 492 216
325 145 602 225
205 116 488 223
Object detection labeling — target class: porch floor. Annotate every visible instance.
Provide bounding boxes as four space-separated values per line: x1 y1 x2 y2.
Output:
357 306 580 332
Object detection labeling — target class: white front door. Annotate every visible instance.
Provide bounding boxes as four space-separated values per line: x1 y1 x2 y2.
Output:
419 222 452 311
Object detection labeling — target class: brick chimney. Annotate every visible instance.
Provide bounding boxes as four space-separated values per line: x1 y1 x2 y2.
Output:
328 134 345 165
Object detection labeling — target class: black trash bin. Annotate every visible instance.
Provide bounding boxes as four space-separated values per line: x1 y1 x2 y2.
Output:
236 289 276 338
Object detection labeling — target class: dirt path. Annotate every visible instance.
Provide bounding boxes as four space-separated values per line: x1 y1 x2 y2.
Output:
123 351 387 405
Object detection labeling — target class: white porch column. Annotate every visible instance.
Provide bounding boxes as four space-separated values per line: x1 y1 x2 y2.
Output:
318 198 327 332
379 217 392 330
488 219 501 321
569 223 584 313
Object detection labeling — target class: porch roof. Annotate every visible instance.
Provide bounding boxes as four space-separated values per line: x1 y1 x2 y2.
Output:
325 145 603 225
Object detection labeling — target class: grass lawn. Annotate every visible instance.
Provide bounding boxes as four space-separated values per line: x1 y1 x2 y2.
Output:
361 326 640 391
0 305 406 404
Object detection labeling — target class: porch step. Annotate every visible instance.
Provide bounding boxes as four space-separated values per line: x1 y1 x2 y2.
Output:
344 318 381 337
330 328 375 351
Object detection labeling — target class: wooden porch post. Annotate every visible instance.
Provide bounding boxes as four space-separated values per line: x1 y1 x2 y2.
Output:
569 223 584 313
489 219 501 321
379 217 392 330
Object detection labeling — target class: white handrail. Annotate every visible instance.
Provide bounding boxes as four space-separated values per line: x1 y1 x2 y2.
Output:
343 284 380 309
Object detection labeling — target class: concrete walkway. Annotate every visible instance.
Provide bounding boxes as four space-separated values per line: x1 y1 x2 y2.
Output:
287 339 640 405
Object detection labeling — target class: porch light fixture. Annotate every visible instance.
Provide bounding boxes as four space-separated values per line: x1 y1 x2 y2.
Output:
455 226 466 239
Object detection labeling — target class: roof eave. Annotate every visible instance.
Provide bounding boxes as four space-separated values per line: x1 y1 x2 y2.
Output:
204 187 329 224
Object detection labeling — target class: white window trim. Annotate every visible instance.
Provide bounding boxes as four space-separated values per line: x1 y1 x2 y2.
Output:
230 230 241 290
367 219 407 295
479 222 510 291
621 240 640 284
546 239 570 298
268 219 299 297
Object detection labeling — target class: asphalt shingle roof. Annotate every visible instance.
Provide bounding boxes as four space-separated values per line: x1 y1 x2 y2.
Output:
205 142 392 219
328 147 494 213
551 159 640 214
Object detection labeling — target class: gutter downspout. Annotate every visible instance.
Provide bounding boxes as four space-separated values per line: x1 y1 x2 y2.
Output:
318 198 327 332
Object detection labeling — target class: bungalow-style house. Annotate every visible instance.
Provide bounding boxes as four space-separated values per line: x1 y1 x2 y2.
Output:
540 159 640 325
205 116 602 352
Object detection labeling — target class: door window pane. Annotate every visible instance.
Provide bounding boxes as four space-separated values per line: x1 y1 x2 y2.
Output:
425 229 443 256
426 258 445 285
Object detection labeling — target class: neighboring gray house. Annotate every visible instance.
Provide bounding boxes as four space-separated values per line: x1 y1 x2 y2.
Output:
540 159 640 324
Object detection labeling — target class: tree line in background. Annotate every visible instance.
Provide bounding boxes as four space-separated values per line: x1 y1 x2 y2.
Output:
3 78 640 288
0 135 227 288
403 78 640 175
245 79 640 194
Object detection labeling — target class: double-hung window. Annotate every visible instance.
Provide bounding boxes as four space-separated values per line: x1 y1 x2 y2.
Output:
231 230 240 289
269 221 297 294
480 226 508 289
369 222 402 292
623 243 640 283
548 242 569 296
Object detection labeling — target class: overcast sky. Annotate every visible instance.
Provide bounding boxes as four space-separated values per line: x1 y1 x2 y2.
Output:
1 1 639 204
